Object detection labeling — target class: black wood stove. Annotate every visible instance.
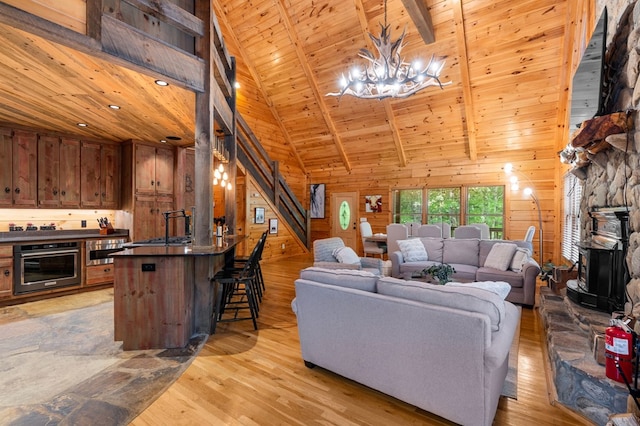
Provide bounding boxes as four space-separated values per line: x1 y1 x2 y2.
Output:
567 207 629 312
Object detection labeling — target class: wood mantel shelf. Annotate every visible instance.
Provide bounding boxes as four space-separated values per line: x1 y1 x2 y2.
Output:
571 111 633 153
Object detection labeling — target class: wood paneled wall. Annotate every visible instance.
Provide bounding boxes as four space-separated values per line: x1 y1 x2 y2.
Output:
2 0 86 33
0 209 118 232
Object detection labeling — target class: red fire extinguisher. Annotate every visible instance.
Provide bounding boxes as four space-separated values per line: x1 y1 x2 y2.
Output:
605 322 634 383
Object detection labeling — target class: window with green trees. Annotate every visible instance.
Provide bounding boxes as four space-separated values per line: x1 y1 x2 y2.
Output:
393 186 505 237
392 189 423 223
466 186 504 238
426 188 461 226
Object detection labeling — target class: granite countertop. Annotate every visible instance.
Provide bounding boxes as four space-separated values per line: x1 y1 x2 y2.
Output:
0 229 129 244
113 235 246 257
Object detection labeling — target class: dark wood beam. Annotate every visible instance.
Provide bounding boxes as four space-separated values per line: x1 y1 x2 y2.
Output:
401 0 435 44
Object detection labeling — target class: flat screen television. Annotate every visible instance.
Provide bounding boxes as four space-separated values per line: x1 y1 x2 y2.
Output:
570 8 607 132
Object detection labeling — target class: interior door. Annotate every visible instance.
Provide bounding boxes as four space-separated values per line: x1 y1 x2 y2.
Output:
331 192 358 248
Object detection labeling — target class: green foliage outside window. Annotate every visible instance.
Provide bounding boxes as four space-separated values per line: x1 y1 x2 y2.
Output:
393 189 422 223
467 186 504 238
427 188 460 227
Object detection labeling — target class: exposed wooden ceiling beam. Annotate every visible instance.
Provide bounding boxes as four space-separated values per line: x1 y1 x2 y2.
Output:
452 0 477 161
400 0 435 45
353 0 407 167
212 2 307 175
273 0 351 173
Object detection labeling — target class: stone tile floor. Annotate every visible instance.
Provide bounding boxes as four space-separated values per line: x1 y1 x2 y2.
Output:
0 290 205 425
539 287 629 425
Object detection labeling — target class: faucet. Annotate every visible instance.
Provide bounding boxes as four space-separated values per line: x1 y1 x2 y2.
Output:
162 209 191 245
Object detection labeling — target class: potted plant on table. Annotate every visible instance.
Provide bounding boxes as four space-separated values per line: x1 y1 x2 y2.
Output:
422 263 456 284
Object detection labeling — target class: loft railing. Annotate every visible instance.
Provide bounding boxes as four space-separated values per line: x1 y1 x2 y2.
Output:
236 114 310 247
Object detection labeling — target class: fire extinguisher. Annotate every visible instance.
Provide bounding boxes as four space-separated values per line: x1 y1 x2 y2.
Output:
605 321 634 383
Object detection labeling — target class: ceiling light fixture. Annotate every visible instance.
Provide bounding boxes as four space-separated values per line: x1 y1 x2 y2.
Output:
154 79 169 86
77 123 88 127
108 104 121 110
327 0 451 100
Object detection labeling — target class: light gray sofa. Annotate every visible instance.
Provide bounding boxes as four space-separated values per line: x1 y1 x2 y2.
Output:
313 237 384 274
390 238 540 306
292 267 521 426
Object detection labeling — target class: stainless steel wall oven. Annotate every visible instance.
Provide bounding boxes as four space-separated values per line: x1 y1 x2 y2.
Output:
13 241 81 294
86 238 126 266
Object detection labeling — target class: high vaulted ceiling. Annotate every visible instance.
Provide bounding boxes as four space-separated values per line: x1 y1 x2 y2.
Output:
0 0 574 175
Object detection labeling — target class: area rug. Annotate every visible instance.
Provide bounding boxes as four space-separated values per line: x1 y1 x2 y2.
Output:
501 307 521 400
0 300 206 425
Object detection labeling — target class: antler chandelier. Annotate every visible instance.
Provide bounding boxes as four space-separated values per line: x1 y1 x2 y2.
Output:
327 0 451 100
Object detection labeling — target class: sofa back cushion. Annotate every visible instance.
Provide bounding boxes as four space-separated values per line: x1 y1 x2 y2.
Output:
419 237 444 263
300 267 378 292
377 277 506 331
443 238 480 266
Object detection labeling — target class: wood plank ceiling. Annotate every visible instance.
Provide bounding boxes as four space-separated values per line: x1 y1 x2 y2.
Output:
0 0 569 175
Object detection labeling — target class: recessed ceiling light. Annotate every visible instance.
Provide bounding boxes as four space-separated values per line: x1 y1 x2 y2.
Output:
160 139 167 143
166 136 181 141
108 104 121 110
77 123 88 127
155 80 169 86
234 81 240 89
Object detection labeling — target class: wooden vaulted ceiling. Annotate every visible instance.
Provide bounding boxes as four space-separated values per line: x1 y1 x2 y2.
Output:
0 0 569 175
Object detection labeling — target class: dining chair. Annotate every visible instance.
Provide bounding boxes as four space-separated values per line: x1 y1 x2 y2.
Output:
524 225 535 242
453 225 482 239
360 221 387 258
416 224 442 237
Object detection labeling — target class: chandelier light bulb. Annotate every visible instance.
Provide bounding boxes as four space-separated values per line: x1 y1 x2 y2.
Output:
221 179 226 187
222 172 229 181
213 178 218 185
509 175 518 184
218 164 224 173
524 187 534 197
227 182 233 190
214 169 221 179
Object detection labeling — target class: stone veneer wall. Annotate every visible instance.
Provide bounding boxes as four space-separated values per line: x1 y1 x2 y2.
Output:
577 0 640 321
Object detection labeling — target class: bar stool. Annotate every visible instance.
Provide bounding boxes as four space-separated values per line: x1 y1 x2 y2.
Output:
230 231 267 302
210 238 262 334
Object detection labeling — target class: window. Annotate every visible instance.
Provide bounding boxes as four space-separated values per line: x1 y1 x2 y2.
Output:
466 186 504 239
392 189 423 223
426 188 460 227
562 173 582 264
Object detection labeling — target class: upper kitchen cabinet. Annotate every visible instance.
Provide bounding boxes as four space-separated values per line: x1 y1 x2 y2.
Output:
134 143 174 196
0 129 37 207
80 141 121 209
38 135 81 207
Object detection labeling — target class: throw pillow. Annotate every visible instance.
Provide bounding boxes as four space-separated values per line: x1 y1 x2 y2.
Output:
484 243 518 271
446 281 511 300
332 246 361 266
510 248 531 273
397 238 428 262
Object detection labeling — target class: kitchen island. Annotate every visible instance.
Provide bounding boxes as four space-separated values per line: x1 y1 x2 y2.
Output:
111 235 245 350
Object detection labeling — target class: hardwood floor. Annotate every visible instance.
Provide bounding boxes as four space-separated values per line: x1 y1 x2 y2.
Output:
130 254 592 426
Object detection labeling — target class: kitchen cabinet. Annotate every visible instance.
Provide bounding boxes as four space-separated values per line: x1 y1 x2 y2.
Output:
121 142 175 242
80 141 120 209
85 264 114 286
0 129 38 207
134 143 174 196
0 246 13 299
38 135 81 207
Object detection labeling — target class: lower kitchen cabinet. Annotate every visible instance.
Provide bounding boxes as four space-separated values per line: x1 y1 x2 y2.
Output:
85 264 115 286
0 246 13 299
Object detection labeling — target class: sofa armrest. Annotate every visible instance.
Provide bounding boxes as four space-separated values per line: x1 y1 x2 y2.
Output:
389 250 404 277
520 259 541 306
313 261 360 270
360 257 383 272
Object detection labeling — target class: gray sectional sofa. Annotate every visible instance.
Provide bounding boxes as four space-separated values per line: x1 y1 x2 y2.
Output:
390 237 540 306
292 267 521 426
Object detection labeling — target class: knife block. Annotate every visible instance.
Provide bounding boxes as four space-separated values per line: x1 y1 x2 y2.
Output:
100 224 115 235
